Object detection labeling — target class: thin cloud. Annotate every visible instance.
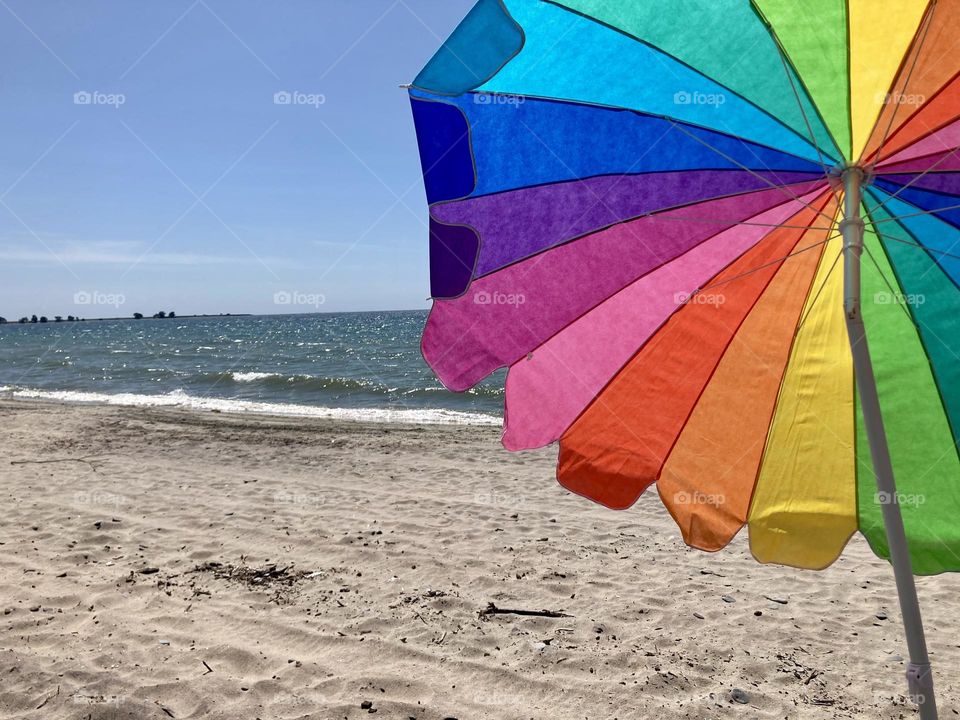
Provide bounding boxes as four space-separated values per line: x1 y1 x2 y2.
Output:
0 241 289 267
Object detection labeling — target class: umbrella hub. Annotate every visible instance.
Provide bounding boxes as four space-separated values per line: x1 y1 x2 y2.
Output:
827 162 874 193
839 166 866 320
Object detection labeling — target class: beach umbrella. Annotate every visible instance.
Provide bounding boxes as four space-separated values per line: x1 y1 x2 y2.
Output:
408 1 960 716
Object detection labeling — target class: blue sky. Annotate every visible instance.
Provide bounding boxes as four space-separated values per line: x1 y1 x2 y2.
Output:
0 0 473 320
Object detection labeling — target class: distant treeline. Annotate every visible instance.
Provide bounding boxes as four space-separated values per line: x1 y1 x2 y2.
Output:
0 312 177 324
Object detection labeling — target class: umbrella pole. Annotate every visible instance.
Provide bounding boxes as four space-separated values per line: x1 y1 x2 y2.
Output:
841 167 938 719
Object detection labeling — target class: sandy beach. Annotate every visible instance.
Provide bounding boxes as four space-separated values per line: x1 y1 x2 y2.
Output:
1 398 957 719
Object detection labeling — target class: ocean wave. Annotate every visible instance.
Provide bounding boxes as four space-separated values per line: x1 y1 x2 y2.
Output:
195 371 505 399
204 371 374 391
230 371 282 382
0 386 501 426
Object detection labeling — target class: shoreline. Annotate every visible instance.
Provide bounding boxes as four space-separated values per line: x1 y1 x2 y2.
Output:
0 385 502 427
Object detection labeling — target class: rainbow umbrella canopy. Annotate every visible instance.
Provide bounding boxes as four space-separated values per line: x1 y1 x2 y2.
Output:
409 0 960 714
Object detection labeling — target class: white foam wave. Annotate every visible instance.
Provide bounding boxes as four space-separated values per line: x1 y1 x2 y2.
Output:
0 386 501 426
231 371 280 382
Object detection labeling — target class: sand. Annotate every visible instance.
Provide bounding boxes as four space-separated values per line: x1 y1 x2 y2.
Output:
0 398 957 719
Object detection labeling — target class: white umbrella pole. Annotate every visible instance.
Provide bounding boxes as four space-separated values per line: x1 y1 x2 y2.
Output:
841 166 938 719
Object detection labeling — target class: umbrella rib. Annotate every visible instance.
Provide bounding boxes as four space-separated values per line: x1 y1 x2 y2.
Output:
545 223 835 472
630 216 832 230
867 227 960 262
864 222 960 368
507 193 834 406
666 118 837 226
862 205 960 518
871 201 960 225
844 0 854 159
864 191 960 261
694 234 836 298
861 240 921 329
866 0 938 165
516 197 835 458
540 0 839 168
793 240 843 337
864 201 960 286
763 12 835 177
867 145 960 216
512 117 829 283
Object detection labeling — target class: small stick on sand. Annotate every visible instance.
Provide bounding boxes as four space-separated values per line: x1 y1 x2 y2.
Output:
480 602 572 619
35 685 59 709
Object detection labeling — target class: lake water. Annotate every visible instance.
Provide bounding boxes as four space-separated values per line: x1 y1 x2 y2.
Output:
0 311 504 424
